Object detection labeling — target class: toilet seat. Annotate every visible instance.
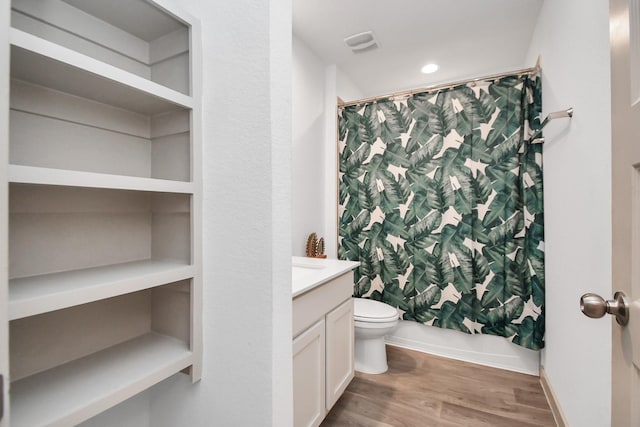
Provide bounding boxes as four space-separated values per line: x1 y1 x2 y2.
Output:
354 298 398 323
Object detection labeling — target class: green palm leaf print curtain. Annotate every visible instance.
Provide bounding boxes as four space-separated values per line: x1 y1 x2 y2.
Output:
338 72 544 350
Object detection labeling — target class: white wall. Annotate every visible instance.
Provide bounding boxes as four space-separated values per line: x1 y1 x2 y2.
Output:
292 38 365 259
292 37 326 256
321 66 365 259
80 392 150 427
80 1 293 426
152 1 293 425
526 1 612 426
336 68 364 103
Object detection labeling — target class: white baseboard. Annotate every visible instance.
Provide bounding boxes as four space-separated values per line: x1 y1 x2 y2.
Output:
540 367 568 427
385 320 540 375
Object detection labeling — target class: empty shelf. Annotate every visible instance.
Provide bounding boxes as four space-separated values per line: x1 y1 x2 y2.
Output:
10 28 193 115
10 260 195 320
9 165 194 193
11 333 193 427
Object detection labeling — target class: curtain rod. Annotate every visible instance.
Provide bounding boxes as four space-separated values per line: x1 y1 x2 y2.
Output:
339 65 540 108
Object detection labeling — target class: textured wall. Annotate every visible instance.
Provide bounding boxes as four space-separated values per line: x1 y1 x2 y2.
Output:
525 0 612 425
292 37 326 256
151 0 293 425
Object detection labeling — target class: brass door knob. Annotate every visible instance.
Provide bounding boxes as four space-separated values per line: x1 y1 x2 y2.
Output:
580 291 629 325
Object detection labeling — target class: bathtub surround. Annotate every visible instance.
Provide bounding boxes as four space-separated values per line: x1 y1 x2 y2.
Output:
339 71 545 350
386 319 540 375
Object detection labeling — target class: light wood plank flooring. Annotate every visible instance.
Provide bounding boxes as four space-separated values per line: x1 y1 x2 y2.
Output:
321 345 555 427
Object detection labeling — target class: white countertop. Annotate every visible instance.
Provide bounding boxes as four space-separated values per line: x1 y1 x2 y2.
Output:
292 256 359 298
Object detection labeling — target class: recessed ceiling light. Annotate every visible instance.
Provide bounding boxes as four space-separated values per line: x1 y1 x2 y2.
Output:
421 63 439 74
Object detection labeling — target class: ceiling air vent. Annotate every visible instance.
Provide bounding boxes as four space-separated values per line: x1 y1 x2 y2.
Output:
344 31 379 54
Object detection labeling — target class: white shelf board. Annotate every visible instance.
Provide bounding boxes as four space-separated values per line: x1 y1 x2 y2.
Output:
10 260 195 320
9 165 194 193
62 0 187 42
10 28 193 115
11 332 193 427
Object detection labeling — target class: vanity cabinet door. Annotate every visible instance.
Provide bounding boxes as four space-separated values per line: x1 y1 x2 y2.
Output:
293 319 326 427
325 298 354 411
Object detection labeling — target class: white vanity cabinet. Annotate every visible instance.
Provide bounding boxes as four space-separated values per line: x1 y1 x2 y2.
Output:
0 1 202 425
292 270 355 427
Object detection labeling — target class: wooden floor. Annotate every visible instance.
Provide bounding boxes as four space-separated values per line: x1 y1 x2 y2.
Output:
321 345 555 427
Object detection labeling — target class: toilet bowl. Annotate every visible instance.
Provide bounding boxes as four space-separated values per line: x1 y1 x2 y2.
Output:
353 298 399 374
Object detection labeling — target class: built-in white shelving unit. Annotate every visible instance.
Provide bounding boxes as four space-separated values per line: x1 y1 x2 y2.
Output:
2 0 202 424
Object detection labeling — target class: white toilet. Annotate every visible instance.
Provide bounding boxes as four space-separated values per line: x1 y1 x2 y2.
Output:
353 298 399 374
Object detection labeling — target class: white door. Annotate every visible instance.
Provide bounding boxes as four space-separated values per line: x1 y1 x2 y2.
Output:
607 0 640 424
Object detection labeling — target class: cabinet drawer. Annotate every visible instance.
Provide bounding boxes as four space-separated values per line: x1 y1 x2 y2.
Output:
292 273 352 338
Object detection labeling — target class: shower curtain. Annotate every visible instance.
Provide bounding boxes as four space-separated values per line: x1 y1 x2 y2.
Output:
338 72 544 350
